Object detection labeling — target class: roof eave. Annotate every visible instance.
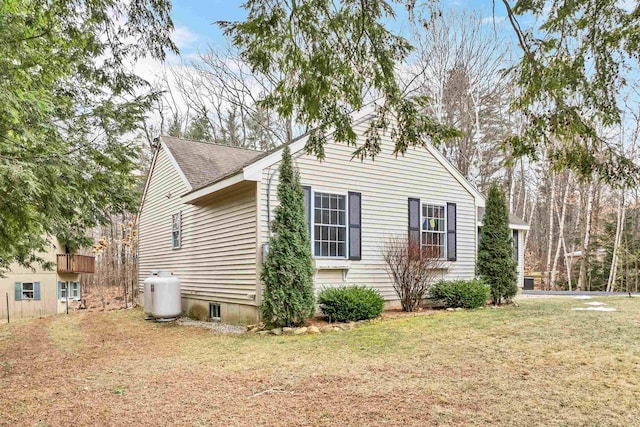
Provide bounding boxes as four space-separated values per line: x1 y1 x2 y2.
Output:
181 171 252 204
159 138 194 191
477 221 530 231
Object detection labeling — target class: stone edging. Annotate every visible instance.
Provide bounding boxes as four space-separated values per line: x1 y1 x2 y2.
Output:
247 319 376 336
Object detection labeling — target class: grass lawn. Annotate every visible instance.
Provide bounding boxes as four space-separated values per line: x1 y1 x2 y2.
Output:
1 297 640 426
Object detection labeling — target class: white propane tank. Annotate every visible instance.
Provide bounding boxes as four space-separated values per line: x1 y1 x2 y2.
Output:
143 271 158 320
151 271 181 321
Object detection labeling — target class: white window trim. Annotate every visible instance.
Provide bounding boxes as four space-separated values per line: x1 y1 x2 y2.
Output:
21 282 35 300
171 211 181 249
310 189 349 260
420 202 448 261
70 282 80 300
59 281 81 301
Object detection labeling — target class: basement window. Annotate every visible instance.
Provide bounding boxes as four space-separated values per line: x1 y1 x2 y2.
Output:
209 303 221 321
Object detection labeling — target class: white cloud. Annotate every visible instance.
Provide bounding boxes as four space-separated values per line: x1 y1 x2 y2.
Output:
481 16 506 25
172 25 199 50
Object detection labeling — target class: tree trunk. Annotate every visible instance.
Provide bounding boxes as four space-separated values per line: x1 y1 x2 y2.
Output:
522 195 537 257
607 189 626 292
551 175 570 289
544 171 556 289
578 180 595 291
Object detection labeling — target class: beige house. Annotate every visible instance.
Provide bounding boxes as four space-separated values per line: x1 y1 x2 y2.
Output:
138 106 528 324
0 238 95 323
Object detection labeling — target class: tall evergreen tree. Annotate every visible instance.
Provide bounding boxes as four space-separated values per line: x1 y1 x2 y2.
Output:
260 146 315 327
478 183 518 304
0 0 176 274
184 115 213 142
221 106 242 146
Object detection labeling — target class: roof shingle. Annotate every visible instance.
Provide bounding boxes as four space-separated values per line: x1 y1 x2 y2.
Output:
160 136 263 191
476 207 528 227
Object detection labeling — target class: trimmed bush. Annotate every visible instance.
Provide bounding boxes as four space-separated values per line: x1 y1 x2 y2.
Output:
317 286 385 322
429 279 490 309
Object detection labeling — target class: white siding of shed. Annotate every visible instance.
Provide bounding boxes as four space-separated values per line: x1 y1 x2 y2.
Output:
259 124 478 302
517 229 525 287
138 147 258 305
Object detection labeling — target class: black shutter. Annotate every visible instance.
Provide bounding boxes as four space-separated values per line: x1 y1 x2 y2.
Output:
408 198 421 245
348 192 362 260
513 229 519 264
303 186 311 237
446 202 457 261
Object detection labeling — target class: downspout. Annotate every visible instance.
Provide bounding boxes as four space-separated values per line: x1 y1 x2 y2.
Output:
266 165 276 236
265 149 307 237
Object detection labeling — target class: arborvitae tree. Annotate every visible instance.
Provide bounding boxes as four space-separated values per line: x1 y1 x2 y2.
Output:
260 146 315 327
478 183 518 304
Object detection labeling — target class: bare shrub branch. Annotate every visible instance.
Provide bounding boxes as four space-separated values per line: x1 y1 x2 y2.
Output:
383 236 448 312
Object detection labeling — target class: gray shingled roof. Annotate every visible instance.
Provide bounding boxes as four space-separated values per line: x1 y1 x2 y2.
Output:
476 207 528 227
160 136 264 191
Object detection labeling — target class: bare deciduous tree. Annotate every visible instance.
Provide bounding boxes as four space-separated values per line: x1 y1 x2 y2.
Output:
404 9 515 192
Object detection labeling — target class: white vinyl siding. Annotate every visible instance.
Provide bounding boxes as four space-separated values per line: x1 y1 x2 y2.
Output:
260 122 478 303
138 148 258 305
517 229 525 287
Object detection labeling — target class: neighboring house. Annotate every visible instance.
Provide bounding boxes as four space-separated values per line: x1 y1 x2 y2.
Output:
0 238 95 322
138 106 529 324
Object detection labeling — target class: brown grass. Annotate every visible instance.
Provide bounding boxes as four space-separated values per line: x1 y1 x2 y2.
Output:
1 298 640 426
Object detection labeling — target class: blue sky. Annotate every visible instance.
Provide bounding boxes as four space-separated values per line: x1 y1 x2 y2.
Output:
169 0 514 58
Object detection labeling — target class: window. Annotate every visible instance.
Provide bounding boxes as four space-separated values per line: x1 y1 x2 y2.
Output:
209 303 221 321
21 282 34 300
313 192 347 258
171 212 181 249
70 282 80 299
59 281 80 300
421 204 446 259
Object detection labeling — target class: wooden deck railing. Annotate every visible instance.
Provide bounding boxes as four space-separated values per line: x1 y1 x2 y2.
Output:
56 254 96 274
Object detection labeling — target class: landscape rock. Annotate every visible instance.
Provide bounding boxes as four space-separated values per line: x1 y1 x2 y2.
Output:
270 328 282 336
320 325 334 333
257 331 269 336
446 308 455 312
294 327 308 335
308 326 320 334
282 327 294 335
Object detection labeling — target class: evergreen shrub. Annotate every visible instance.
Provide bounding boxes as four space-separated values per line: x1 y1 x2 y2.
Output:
318 286 385 322
429 279 489 309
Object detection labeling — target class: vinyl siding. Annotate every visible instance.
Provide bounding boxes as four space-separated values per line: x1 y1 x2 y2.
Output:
517 229 525 287
138 147 258 305
0 238 80 322
260 123 478 302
